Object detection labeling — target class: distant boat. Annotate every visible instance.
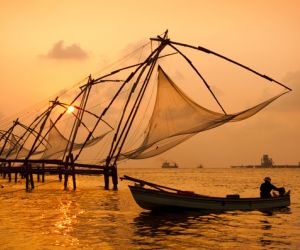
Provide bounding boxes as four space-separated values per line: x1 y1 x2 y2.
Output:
197 164 203 168
162 161 178 168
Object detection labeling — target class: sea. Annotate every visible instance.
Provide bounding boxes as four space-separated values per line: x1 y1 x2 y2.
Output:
0 167 299 250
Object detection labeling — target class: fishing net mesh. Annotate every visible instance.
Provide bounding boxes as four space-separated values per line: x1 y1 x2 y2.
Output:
0 40 288 163
122 66 285 159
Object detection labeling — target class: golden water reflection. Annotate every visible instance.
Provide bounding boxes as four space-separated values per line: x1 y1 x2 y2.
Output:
0 169 299 249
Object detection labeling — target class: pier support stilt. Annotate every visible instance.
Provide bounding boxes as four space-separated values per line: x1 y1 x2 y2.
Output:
25 165 29 190
58 167 62 182
112 165 118 190
104 166 109 190
42 164 45 182
64 170 69 190
70 154 76 190
37 167 40 182
64 157 69 190
8 162 11 182
29 165 34 189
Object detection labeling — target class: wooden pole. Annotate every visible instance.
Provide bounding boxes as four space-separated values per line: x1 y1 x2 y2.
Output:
42 163 45 182
37 167 40 182
0 119 18 156
158 38 292 92
29 164 34 189
167 42 227 114
111 41 165 165
108 32 169 166
70 154 76 190
112 165 118 190
64 156 69 190
25 163 29 190
8 162 11 182
104 166 109 190
26 98 58 159
8 109 50 159
74 43 165 162
58 167 62 182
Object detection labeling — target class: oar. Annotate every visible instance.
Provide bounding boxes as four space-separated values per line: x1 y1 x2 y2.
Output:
121 175 183 192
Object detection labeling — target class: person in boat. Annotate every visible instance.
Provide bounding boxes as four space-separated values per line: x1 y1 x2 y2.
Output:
260 177 284 198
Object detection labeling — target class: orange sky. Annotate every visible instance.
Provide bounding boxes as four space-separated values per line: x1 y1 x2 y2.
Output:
0 0 300 167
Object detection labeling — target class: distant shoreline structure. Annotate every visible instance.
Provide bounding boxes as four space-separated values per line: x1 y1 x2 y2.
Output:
231 154 300 169
162 161 178 168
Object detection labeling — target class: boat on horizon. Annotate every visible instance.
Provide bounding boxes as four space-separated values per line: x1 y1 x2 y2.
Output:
162 161 178 168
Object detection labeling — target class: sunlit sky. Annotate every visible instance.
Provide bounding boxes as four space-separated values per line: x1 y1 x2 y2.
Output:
1 0 299 167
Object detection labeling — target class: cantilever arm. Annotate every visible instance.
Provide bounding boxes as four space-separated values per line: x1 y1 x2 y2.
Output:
151 37 292 91
169 39 292 91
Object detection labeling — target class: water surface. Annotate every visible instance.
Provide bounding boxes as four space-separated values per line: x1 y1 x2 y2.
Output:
1 168 299 249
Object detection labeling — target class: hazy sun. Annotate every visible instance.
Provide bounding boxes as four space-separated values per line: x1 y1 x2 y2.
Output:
67 106 75 114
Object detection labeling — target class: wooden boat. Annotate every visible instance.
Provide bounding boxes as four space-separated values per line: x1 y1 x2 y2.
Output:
122 175 290 211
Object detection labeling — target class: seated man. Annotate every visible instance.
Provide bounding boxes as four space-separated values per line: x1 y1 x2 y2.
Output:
260 177 281 198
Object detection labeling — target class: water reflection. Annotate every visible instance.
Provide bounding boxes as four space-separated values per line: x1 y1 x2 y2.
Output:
259 207 291 216
1 170 299 249
134 210 225 234
131 210 228 249
258 207 292 249
130 208 294 249
54 198 83 235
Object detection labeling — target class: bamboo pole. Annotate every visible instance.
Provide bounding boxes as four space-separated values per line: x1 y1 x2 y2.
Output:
107 61 150 162
42 163 45 182
104 166 109 190
111 32 169 165
58 167 62 182
70 154 76 190
37 167 40 182
64 77 92 161
167 42 227 114
150 38 292 92
25 162 29 190
112 165 118 190
29 164 34 189
27 98 59 159
16 121 49 147
0 119 18 156
8 162 11 182
64 155 69 190
32 88 87 155
74 43 166 162
7 107 51 159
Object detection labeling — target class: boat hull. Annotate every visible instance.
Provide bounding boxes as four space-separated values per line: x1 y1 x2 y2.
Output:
129 185 290 211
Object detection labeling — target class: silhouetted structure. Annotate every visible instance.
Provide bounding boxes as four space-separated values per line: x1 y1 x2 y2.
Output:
231 154 300 168
0 30 292 192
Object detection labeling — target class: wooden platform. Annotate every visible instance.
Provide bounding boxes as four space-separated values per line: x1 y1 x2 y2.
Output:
0 158 118 190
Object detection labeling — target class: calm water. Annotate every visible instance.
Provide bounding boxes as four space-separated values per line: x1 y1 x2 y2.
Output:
0 168 299 249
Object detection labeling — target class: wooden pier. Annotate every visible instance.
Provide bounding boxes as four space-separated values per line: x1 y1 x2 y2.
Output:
0 158 118 191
